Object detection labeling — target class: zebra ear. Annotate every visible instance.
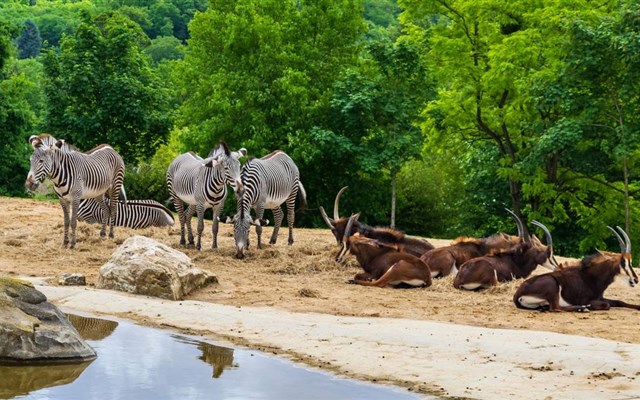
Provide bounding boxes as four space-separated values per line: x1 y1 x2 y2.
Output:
203 157 220 168
30 137 42 149
55 140 65 149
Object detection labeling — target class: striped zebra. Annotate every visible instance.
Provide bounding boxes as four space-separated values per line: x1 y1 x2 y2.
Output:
26 137 126 248
166 141 246 250
228 150 307 259
28 134 169 230
78 198 174 228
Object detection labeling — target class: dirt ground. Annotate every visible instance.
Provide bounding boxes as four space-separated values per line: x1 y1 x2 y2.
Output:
2 196 639 346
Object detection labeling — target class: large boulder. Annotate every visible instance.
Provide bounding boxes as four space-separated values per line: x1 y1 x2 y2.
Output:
0 276 96 363
97 235 217 300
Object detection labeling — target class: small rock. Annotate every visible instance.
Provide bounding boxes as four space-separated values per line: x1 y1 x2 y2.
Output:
58 273 86 286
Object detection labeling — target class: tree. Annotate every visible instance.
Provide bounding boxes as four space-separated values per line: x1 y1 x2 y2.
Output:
15 19 41 59
400 0 616 232
0 22 35 196
43 11 172 163
176 0 364 152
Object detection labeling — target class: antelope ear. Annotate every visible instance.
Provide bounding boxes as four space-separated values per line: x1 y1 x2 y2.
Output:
595 248 605 256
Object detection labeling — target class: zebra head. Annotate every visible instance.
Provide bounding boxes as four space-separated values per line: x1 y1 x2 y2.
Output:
25 137 55 191
208 141 247 197
224 203 268 259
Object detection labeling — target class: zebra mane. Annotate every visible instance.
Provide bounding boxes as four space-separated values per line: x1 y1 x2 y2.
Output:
261 150 283 160
30 134 80 152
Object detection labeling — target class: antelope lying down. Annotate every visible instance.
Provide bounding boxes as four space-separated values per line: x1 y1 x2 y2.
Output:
320 186 434 258
514 226 640 312
336 214 432 288
420 232 519 278
453 210 558 290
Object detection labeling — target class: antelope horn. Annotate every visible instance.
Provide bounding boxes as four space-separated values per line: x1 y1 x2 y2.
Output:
505 208 525 239
616 226 631 253
532 220 553 248
334 186 348 220
319 206 335 229
343 212 360 243
608 226 625 253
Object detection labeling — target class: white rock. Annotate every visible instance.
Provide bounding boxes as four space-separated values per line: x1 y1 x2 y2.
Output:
97 236 216 300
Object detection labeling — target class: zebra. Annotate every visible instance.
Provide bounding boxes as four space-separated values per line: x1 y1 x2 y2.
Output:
26 137 126 248
28 134 170 230
166 141 246 250
227 150 307 259
78 198 174 229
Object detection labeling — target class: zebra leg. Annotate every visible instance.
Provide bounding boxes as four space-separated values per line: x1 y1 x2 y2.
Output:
255 205 265 249
108 190 118 239
173 199 188 246
70 197 80 249
195 204 205 251
286 194 296 245
185 204 196 246
60 199 71 247
97 196 109 238
269 206 284 245
211 203 223 249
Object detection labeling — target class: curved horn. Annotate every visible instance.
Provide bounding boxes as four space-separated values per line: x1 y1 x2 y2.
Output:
608 226 625 252
334 186 348 220
505 208 524 239
532 220 553 248
616 226 631 253
343 212 360 243
319 206 335 229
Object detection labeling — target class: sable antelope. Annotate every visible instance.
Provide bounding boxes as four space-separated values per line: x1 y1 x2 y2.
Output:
453 211 558 290
420 232 520 278
320 186 434 258
336 214 432 288
514 226 640 312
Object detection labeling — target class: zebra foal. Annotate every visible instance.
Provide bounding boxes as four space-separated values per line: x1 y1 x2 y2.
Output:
226 150 307 259
26 138 126 248
166 141 246 250
78 198 174 229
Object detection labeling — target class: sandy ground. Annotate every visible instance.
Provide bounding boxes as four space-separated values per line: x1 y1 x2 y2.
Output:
2 196 640 398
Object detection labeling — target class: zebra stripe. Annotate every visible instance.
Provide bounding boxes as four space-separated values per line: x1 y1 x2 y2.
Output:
26 138 126 248
166 142 246 250
232 150 306 259
78 198 174 229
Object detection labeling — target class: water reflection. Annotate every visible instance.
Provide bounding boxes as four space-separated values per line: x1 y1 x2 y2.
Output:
0 363 91 399
2 314 422 400
66 313 118 341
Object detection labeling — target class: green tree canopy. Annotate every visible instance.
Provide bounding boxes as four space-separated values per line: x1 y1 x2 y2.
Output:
42 11 172 163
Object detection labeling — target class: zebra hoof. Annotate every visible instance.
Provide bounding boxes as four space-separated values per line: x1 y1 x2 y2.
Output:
269 239 277 245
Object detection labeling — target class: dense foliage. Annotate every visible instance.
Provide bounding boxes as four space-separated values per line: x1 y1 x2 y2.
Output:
1 0 640 258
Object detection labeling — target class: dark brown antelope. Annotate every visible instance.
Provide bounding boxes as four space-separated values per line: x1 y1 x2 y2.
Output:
336 214 432 288
320 186 434 257
453 211 558 290
420 232 520 278
514 226 640 312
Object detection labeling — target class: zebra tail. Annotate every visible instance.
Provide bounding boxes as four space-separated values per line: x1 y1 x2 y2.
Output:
297 181 307 209
120 185 128 205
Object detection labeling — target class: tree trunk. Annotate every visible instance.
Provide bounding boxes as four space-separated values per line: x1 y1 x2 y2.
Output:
623 156 630 234
390 171 397 228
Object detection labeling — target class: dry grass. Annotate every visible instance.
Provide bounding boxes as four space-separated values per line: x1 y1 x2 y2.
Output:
1 196 640 344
